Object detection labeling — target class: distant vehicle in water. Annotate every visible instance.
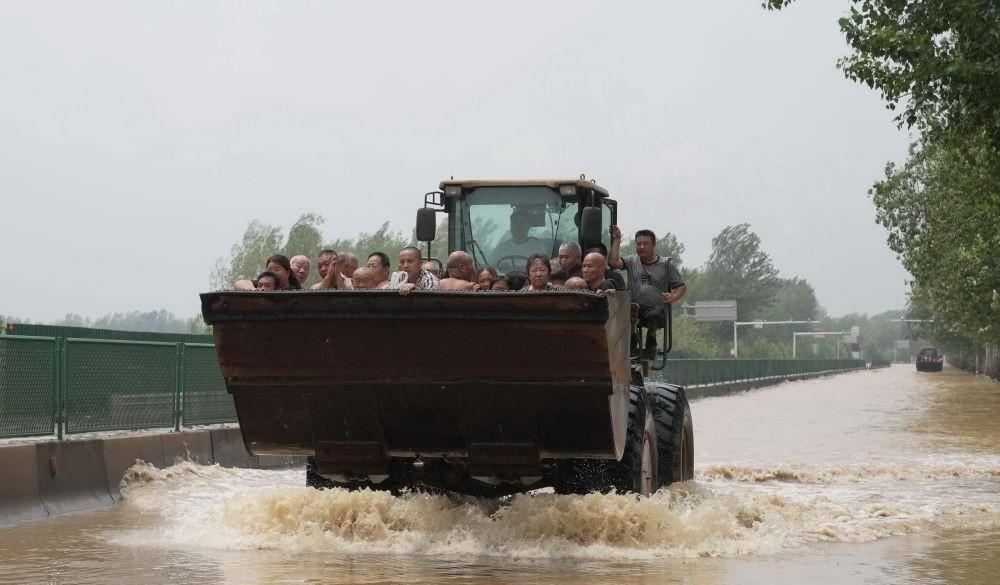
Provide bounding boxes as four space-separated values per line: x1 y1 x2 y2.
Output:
916 347 944 372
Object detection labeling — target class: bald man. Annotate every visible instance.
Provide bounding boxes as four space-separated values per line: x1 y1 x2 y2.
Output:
582 252 621 293
290 255 311 287
350 266 378 290
439 251 477 291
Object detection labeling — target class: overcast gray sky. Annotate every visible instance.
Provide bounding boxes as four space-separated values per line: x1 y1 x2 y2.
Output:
1 0 911 322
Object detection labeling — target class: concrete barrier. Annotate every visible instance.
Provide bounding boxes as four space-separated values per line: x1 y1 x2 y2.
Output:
257 454 307 469
35 440 114 516
0 428 306 526
686 369 866 400
210 427 257 468
0 444 46 524
161 430 213 466
103 435 164 501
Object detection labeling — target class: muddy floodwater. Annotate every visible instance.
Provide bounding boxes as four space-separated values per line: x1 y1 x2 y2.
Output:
1 365 998 585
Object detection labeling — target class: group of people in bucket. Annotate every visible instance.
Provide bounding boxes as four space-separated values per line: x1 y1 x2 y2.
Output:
233 226 686 357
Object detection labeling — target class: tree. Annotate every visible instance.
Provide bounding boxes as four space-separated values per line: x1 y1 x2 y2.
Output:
699 224 780 321
283 213 325 262
758 277 820 321
767 0 1000 375
765 0 1000 148
872 138 1000 347
326 221 414 269
211 220 284 289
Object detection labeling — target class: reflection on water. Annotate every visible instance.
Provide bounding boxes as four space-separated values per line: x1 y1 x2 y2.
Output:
914 368 1000 453
0 365 998 585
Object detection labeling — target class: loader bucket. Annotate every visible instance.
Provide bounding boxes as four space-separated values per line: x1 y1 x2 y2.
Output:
200 290 631 479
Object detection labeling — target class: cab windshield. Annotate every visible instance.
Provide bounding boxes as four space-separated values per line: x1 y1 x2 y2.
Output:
457 187 581 273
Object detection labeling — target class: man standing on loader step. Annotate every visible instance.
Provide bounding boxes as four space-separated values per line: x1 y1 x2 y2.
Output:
609 226 687 359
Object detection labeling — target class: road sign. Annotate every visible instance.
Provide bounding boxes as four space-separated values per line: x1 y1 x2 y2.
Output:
895 339 910 349
693 301 737 322
851 326 861 337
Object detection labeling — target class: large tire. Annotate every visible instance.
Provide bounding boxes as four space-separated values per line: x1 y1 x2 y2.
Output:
555 385 659 495
648 383 694 484
306 456 338 489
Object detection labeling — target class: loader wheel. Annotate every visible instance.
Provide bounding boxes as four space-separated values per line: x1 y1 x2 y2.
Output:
617 385 659 495
647 383 694 484
306 456 338 490
556 385 658 495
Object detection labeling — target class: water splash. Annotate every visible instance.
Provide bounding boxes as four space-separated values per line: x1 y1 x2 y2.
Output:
115 461 1000 559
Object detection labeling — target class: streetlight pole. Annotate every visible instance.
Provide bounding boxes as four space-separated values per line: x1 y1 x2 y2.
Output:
733 320 820 359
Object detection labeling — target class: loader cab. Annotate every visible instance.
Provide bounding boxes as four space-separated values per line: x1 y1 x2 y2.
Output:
415 178 671 371
415 178 617 273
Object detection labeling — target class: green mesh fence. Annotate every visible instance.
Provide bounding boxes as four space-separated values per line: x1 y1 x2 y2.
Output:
5 323 211 344
0 336 57 437
63 339 178 434
659 359 866 387
0 331 874 439
182 343 236 425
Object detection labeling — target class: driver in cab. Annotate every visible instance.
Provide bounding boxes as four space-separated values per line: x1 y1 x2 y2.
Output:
491 209 547 272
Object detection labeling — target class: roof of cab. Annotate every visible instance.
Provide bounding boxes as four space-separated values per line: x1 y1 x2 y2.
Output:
439 178 610 197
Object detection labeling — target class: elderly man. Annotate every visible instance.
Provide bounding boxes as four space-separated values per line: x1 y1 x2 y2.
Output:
290 255 311 287
310 250 337 290
349 266 378 290
422 261 440 278
367 252 393 289
391 246 440 295
586 242 627 291
340 252 359 287
438 251 477 291
563 276 588 290
610 226 687 358
582 252 620 292
557 241 584 279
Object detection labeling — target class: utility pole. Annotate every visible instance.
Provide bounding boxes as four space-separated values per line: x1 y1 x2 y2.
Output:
733 320 819 359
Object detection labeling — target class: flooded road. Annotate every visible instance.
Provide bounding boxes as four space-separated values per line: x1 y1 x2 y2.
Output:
1 365 997 584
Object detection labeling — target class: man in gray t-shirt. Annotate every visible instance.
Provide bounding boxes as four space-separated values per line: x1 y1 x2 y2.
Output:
609 226 687 358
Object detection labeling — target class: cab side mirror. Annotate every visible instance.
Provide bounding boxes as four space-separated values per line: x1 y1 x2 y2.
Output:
416 208 437 242
580 207 602 248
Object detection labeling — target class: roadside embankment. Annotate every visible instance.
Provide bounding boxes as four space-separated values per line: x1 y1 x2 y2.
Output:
0 428 304 525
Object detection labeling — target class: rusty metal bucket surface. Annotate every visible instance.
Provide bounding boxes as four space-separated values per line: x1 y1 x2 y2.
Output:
201 290 630 471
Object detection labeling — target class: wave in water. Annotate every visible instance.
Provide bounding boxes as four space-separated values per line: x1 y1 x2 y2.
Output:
698 462 1000 484
115 461 1000 559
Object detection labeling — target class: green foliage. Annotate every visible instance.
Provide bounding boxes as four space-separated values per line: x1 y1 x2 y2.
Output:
872 138 1000 346
210 219 285 289
757 277 822 321
766 0 1000 147
282 212 326 263
699 224 780 321
326 221 417 270
767 0 1000 371
51 310 195 334
667 315 721 359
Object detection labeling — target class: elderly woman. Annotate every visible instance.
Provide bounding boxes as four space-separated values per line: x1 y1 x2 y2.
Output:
522 254 561 291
